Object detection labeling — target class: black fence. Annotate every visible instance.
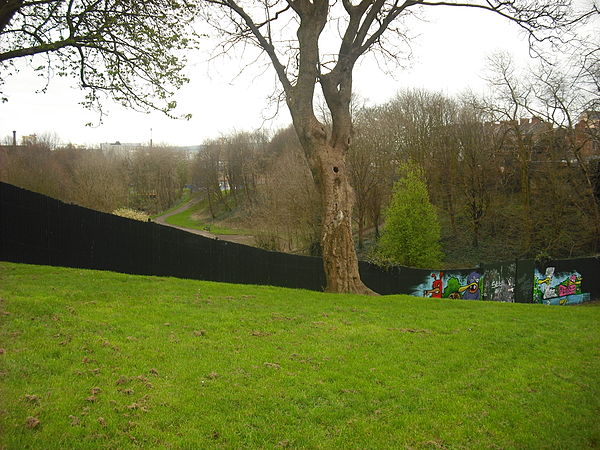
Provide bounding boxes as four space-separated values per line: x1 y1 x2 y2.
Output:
1 182 598 304
0 182 327 290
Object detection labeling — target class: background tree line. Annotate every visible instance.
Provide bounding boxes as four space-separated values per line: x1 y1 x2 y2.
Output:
0 137 188 215
198 53 599 266
186 80 598 266
2 56 598 266
348 88 599 266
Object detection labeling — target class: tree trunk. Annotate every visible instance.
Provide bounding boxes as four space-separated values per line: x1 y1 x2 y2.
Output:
472 218 480 248
520 160 532 255
445 189 457 236
280 5 374 294
315 143 375 294
374 205 381 240
357 211 364 250
205 187 215 218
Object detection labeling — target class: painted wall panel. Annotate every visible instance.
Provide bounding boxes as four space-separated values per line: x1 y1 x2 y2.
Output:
483 262 516 302
412 270 483 300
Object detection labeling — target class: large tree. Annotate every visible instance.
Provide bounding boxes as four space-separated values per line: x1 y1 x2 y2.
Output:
200 0 592 294
0 0 197 115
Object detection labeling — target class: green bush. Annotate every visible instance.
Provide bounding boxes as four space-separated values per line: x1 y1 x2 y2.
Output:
377 161 443 268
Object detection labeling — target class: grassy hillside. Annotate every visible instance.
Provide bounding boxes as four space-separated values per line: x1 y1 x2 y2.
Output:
149 189 191 220
1 262 598 448
164 195 252 235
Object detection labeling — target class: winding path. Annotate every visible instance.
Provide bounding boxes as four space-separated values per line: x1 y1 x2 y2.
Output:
152 199 256 246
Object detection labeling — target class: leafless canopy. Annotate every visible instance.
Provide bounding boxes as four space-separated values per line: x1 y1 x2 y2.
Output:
201 0 592 119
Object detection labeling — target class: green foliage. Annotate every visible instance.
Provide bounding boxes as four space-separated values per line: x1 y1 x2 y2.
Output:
377 161 443 268
1 262 600 448
0 1 198 116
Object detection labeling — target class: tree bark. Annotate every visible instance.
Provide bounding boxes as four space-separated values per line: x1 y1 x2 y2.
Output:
205 187 215 218
445 188 457 236
315 142 375 294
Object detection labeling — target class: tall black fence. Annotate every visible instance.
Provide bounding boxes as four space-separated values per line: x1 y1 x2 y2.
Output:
1 182 598 304
0 182 327 290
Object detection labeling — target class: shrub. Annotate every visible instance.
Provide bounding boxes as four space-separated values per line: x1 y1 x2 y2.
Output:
112 208 150 222
376 161 443 268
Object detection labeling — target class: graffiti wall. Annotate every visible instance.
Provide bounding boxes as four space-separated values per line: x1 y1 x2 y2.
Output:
483 262 516 303
409 262 594 305
533 267 590 305
413 270 484 300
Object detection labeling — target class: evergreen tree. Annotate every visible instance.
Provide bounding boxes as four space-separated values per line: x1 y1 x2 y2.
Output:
378 161 443 268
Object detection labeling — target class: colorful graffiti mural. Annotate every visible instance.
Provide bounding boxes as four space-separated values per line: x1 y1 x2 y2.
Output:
423 272 443 298
415 271 483 300
398 258 595 305
533 268 590 305
410 264 592 305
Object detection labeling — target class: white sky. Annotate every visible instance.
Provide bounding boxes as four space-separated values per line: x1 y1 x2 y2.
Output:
0 7 564 147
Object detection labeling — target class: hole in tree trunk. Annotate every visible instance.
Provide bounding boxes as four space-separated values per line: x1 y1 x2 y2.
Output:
333 166 339 173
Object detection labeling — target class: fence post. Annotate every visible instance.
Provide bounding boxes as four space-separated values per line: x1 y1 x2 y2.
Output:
514 259 535 303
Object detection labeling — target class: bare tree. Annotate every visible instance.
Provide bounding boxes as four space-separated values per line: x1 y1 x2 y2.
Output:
527 47 600 252
199 0 589 293
0 142 131 212
220 130 268 206
453 105 500 248
250 126 322 254
191 139 231 216
483 46 600 255
72 149 129 212
384 90 465 235
349 105 396 250
480 53 548 255
129 146 188 213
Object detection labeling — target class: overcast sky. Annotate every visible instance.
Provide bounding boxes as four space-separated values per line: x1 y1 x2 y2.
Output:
0 7 578 147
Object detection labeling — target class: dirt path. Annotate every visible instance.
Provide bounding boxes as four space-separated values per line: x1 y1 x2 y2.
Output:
152 199 256 247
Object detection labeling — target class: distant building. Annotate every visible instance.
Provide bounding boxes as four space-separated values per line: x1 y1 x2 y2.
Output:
173 144 205 155
21 134 38 146
575 111 600 160
486 114 600 164
99 142 205 159
100 141 143 157
579 110 600 123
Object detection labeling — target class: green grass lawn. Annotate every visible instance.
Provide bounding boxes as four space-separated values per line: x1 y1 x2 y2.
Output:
1 262 599 448
150 189 192 220
164 198 251 235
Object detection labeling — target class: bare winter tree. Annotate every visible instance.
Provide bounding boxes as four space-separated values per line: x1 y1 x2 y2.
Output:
191 139 231 216
220 130 268 206
250 126 322 254
481 53 541 254
481 42 600 253
349 105 396 250
199 0 593 293
520 46 600 252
